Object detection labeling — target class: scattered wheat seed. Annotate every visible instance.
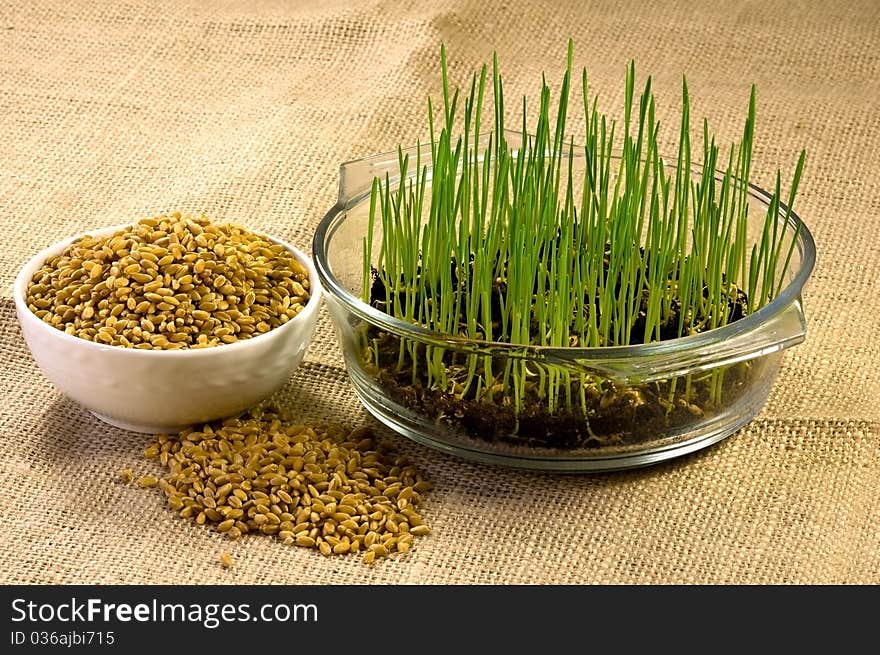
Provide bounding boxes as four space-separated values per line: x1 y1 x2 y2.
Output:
134 406 431 564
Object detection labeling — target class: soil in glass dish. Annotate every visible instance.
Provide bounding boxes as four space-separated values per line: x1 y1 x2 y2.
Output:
363 256 754 450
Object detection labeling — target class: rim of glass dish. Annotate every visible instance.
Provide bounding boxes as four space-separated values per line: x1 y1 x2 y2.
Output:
313 149 816 360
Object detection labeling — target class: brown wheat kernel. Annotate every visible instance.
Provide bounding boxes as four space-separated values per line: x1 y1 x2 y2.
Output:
219 552 234 569
26 213 310 350
119 469 134 484
136 475 158 488
135 406 431 563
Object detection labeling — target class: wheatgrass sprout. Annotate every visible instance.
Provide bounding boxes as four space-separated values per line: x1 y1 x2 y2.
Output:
363 41 806 416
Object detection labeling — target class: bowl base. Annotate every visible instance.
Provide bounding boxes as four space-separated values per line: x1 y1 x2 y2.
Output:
89 411 188 435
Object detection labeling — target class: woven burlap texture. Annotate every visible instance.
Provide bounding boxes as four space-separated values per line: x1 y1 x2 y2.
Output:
1 0 878 584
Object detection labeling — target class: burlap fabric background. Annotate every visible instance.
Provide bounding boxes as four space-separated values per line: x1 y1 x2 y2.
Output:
1 0 878 585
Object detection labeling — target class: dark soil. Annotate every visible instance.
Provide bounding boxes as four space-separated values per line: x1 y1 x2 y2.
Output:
364 257 753 450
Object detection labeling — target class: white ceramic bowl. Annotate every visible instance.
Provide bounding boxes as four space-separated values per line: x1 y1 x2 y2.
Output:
14 224 323 434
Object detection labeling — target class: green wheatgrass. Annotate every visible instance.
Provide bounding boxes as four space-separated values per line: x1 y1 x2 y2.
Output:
364 41 806 412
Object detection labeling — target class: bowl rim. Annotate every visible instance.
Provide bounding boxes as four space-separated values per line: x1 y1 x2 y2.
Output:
312 147 816 360
14 222 323 357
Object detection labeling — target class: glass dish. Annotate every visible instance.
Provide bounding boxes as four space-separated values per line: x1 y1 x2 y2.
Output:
312 131 816 471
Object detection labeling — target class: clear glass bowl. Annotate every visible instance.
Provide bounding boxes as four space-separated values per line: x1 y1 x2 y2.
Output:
313 131 816 471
